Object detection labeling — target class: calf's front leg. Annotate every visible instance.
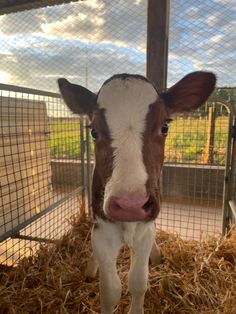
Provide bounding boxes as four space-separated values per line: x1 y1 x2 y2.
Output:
150 241 162 266
128 222 155 314
85 253 98 278
91 220 123 314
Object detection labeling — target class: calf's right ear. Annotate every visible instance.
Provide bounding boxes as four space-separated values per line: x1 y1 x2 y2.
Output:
57 78 97 119
160 71 216 114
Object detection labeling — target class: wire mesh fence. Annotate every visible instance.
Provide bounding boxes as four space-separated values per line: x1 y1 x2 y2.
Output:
0 0 147 92
168 0 236 88
0 84 89 265
160 100 232 239
0 0 236 265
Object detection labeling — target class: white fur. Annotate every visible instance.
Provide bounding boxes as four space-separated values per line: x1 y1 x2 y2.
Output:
90 219 156 314
97 77 158 213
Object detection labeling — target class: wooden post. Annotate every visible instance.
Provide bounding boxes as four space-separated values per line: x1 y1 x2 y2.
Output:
203 106 216 164
146 0 170 90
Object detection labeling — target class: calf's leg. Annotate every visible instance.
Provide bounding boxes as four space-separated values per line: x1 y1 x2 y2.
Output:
91 220 123 314
150 241 162 266
128 222 155 314
84 253 98 278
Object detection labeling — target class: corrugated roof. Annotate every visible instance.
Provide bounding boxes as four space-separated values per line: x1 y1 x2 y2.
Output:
0 0 81 15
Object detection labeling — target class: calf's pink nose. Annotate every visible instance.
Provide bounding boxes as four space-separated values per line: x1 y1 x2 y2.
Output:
107 192 150 222
112 193 148 211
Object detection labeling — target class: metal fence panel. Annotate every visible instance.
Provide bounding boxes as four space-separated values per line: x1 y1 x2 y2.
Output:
0 84 87 265
167 0 236 237
229 111 236 226
160 101 233 239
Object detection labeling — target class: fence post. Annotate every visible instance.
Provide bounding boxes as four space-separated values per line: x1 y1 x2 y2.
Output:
222 104 234 234
228 112 236 225
85 118 92 217
203 105 216 164
80 116 85 203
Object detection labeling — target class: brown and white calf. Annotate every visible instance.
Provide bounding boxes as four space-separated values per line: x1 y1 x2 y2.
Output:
58 71 216 314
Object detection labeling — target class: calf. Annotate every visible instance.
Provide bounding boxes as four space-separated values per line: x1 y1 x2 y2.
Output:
58 71 216 314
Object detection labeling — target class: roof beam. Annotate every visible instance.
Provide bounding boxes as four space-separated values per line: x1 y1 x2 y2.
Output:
0 0 80 15
146 0 170 91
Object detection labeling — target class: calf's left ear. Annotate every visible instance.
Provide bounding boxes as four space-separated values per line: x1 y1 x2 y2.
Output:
58 78 97 119
160 71 216 114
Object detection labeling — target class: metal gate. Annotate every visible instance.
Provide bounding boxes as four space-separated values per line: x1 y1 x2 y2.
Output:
158 97 235 239
226 102 236 229
0 83 91 265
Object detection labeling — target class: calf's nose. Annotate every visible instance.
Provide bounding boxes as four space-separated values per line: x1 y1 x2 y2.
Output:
107 192 150 222
112 193 148 211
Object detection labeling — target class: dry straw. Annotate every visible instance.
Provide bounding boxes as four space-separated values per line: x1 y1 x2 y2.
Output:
0 211 236 314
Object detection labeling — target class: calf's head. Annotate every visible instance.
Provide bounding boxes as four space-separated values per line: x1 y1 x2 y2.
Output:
58 72 216 222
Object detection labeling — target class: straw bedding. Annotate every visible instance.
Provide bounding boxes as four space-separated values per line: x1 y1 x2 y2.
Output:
0 214 236 314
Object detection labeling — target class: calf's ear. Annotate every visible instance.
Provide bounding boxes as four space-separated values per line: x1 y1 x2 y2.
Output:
160 71 216 114
57 78 97 119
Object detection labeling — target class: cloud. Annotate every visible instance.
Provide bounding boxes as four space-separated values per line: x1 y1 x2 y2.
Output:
0 70 11 82
0 34 145 92
168 1 236 87
0 0 235 91
0 0 147 91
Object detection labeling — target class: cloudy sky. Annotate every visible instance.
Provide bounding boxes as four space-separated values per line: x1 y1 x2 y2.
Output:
0 0 235 93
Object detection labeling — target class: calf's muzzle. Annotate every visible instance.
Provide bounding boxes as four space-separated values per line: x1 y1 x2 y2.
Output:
107 192 151 222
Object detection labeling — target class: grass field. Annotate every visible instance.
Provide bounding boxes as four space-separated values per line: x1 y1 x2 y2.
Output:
49 120 82 159
49 115 229 165
165 116 228 164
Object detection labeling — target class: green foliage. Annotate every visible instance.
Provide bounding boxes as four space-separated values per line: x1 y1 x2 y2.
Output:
215 88 236 103
165 116 228 165
49 120 82 159
49 116 229 165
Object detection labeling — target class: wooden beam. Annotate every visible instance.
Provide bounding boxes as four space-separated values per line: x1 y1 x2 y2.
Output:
0 0 81 15
203 106 216 164
146 0 170 91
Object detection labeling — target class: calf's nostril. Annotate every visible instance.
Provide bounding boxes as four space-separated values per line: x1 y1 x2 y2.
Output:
143 196 154 212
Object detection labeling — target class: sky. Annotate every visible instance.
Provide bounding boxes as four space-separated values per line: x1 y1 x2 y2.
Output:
0 0 235 93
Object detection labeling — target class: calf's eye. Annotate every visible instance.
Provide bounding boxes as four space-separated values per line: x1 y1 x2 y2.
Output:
161 122 169 136
91 128 99 140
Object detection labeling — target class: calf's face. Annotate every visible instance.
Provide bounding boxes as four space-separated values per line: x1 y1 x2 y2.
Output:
58 72 216 222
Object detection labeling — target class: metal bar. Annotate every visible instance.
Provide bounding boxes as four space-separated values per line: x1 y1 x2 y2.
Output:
85 118 92 216
80 117 85 202
229 200 236 221
146 0 170 90
12 234 57 244
0 186 83 243
0 83 61 98
222 106 234 234
0 131 50 138
229 113 236 224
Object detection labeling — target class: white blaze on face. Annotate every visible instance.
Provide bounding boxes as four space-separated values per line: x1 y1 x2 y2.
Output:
97 77 158 213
